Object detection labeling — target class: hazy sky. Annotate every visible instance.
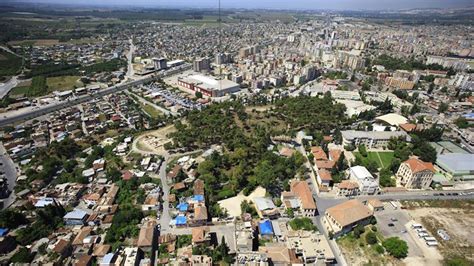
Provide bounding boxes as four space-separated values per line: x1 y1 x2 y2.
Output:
14 0 474 10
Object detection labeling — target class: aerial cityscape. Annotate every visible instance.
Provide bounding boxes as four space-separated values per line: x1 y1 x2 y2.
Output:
0 0 473 265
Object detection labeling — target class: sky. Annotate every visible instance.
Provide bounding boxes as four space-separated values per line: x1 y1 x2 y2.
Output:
12 0 474 10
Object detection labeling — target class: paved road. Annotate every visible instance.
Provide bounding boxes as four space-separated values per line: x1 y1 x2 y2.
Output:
124 90 178 116
0 144 17 210
0 64 191 127
0 76 19 99
159 155 171 232
126 39 135 78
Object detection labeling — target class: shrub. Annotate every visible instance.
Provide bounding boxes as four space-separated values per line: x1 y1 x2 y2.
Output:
383 237 408 259
353 224 365 238
366 231 378 245
375 244 385 254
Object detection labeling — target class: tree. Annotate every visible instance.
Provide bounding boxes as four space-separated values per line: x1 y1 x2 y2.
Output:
438 103 449 114
379 168 395 187
195 91 203 99
383 237 408 259
0 209 28 229
455 117 469 129
353 224 365 238
10 247 35 263
366 231 378 245
358 144 368 157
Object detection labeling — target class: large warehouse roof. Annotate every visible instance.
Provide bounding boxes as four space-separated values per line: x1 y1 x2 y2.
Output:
437 153 474 175
375 113 408 126
181 74 239 92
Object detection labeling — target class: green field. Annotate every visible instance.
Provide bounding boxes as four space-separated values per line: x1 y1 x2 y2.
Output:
8 86 30 97
0 51 22 77
46 75 83 91
140 103 162 118
354 151 394 168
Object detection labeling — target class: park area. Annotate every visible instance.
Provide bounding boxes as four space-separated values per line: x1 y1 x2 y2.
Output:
354 151 394 168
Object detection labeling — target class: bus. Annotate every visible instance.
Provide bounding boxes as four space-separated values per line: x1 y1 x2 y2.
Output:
426 241 439 247
412 223 423 229
390 201 398 209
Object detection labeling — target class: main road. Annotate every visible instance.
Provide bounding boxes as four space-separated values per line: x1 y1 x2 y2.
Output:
0 63 191 127
0 144 17 210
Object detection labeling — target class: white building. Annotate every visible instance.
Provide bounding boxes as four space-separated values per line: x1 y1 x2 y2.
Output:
349 166 379 195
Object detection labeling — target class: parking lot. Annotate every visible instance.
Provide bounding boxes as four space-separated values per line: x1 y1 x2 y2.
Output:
374 202 423 258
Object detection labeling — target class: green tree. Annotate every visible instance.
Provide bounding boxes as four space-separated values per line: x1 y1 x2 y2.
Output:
383 237 408 259
366 231 378 245
438 103 449 113
353 224 365 238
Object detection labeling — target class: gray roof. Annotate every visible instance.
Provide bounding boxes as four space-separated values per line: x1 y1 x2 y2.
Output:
342 130 409 141
64 208 88 220
437 153 474 174
253 197 276 211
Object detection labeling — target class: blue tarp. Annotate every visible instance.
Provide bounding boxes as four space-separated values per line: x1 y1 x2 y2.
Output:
176 215 187 225
193 195 204 202
177 202 189 212
259 220 273 235
0 228 8 237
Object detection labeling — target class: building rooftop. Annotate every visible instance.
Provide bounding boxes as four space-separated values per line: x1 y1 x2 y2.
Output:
375 113 408 126
403 158 435 173
326 200 373 228
342 130 408 141
290 180 317 210
437 153 474 174
254 197 276 211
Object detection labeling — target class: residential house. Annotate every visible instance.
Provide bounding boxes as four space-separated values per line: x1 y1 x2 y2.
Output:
289 180 317 217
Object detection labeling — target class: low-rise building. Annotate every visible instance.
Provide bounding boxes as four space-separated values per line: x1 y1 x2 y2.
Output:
342 130 409 149
324 199 374 236
349 166 379 195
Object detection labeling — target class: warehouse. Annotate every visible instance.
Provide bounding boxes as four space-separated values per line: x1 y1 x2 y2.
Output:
436 153 474 180
177 74 240 97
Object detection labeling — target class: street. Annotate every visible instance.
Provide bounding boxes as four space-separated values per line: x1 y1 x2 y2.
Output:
0 144 17 210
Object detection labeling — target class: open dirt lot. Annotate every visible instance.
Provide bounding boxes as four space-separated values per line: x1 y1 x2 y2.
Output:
404 201 474 264
132 125 176 155
218 186 266 217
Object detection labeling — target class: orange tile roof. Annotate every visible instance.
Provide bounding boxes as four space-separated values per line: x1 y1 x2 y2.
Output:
191 227 209 243
329 149 342 162
337 180 359 190
399 123 417 132
137 220 156 247
290 181 316 210
316 160 336 170
404 158 435 173
326 200 373 228
318 169 333 181
311 147 328 160
72 227 92 246
194 205 208 221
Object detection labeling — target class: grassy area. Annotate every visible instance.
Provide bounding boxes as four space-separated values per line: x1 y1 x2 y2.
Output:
337 225 398 265
354 151 394 168
8 86 30 97
46 75 83 91
140 103 162 118
0 51 22 77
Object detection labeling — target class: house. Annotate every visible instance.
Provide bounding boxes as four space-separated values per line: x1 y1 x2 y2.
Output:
367 199 384 212
122 170 134 181
311 147 328 160
324 200 374 236
317 169 333 187
253 197 279 219
52 239 72 258
191 227 211 245
336 180 359 197
289 181 317 217
64 208 89 226
396 158 435 189
93 158 105 172
137 220 157 252
349 166 379 195
193 179 204 196
192 205 208 225
258 220 274 237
